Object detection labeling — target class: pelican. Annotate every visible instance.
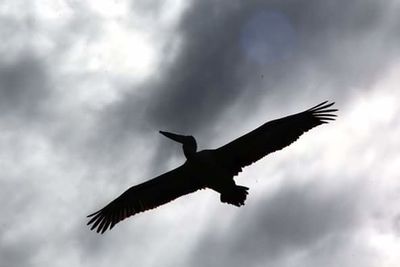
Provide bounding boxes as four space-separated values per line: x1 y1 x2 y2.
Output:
87 101 337 233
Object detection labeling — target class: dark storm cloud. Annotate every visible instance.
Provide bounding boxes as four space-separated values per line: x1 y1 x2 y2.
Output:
288 0 400 91
101 0 400 140
145 2 249 133
97 0 400 172
187 179 365 267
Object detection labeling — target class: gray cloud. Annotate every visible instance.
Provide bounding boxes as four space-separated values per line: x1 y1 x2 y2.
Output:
0 237 40 267
85 0 400 177
0 54 53 123
99 0 400 151
187 178 366 267
1 0 400 267
0 165 44 267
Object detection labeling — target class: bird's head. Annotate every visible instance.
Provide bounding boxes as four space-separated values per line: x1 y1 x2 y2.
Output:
159 131 197 159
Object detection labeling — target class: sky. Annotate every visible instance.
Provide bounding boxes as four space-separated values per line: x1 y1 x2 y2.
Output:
1 0 400 266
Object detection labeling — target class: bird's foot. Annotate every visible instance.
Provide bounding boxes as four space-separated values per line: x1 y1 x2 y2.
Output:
220 185 249 207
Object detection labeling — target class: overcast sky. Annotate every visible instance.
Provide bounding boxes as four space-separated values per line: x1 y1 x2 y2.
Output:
1 0 400 266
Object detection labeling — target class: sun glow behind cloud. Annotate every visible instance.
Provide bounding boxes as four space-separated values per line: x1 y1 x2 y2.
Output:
85 22 157 78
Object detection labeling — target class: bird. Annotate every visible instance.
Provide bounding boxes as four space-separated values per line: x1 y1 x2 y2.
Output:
87 101 337 233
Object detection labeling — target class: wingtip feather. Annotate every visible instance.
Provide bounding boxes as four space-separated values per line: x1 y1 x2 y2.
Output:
307 101 337 112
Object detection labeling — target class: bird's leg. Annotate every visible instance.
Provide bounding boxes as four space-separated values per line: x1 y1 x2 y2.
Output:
206 175 249 207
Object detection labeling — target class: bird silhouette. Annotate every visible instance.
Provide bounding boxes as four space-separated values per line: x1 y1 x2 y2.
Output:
87 101 337 233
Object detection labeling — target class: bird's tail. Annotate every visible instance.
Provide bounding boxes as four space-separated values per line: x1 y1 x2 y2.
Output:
220 185 249 207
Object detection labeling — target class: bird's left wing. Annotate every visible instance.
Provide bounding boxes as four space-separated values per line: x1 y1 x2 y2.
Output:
87 164 203 234
215 101 337 175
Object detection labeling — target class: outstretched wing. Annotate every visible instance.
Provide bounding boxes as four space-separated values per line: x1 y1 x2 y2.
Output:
215 101 337 175
87 163 203 234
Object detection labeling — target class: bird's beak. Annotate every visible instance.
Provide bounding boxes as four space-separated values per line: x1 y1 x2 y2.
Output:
159 131 188 144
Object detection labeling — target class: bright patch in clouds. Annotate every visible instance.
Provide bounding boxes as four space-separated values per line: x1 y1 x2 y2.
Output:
367 228 400 267
87 22 156 78
86 0 128 18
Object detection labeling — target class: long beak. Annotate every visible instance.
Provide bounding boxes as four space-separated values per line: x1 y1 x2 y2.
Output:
159 131 188 144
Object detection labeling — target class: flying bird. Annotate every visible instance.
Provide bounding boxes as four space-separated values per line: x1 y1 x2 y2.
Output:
87 101 337 233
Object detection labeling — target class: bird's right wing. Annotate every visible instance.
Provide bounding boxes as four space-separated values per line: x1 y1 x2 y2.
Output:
215 101 337 175
87 164 203 234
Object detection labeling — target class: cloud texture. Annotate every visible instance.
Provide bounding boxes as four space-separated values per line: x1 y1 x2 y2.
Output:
1 0 399 266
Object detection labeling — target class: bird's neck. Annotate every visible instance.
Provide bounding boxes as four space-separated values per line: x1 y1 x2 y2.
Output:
183 144 196 160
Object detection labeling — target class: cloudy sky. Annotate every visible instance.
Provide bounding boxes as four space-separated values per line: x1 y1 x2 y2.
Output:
1 0 400 266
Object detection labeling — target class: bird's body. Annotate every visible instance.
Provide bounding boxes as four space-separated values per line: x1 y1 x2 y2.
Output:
184 149 248 205
87 101 337 233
